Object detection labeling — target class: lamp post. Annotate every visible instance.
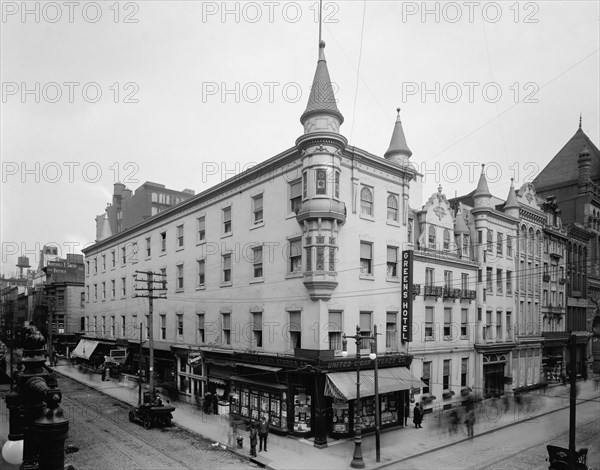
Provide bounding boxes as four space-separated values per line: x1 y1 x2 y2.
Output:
342 324 381 468
2 325 69 470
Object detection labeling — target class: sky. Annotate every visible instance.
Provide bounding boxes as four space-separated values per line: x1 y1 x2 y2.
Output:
1 0 599 276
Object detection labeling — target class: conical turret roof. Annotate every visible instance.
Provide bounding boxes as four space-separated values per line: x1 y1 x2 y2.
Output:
504 178 519 210
474 164 491 198
300 41 344 126
384 108 412 159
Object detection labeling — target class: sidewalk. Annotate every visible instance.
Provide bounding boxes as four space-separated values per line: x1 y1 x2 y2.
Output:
53 362 600 470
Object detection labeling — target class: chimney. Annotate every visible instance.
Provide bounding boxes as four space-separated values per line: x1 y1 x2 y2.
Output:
578 145 591 195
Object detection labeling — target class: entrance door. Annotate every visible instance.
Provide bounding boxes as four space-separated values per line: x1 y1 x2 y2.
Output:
483 363 505 398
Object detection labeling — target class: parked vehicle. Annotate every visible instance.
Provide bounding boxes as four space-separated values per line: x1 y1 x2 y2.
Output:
128 402 175 429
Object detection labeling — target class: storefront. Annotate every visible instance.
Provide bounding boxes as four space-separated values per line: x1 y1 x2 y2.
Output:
542 336 567 383
324 366 424 437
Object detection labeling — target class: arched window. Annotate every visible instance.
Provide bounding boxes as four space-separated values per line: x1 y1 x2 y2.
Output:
521 225 527 251
536 230 542 257
387 194 399 222
360 187 373 216
528 227 534 254
443 229 450 250
428 226 436 249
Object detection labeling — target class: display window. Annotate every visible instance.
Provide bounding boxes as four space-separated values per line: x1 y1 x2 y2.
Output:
293 386 311 432
230 383 287 429
331 399 350 433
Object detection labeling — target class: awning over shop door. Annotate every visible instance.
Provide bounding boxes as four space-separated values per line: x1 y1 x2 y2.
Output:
71 339 99 360
324 367 426 401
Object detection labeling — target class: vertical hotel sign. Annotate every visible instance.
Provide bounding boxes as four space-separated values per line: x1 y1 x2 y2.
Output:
401 250 413 343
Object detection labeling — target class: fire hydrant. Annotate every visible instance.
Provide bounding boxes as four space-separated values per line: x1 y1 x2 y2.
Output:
236 435 243 449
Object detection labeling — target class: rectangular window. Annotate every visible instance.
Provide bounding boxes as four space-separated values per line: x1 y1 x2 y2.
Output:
146 237 151 257
197 313 205 343
328 311 342 351
252 246 263 279
290 180 302 213
160 314 166 340
506 271 513 294
85 287 89 303
316 168 327 195
443 360 451 390
507 236 513 257
461 308 468 337
487 229 493 252
444 270 453 289
289 311 301 349
486 267 493 293
86 260 90 274
222 313 231 345
461 273 469 292
497 269 503 293
94 284 97 301
422 362 431 394
360 242 373 275
223 206 232 234
289 238 302 274
111 250 116 268
177 264 184 290
506 312 512 339
102 254 106 271
461 358 468 387
252 194 263 224
197 217 205 242
121 247 127 265
359 311 372 349
110 316 115 336
111 280 115 299
496 311 502 340
94 258 97 273
177 314 184 338
121 277 126 297
497 232 503 255
102 282 106 300
197 259 205 287
386 312 397 348
425 307 434 339
252 312 263 347
177 224 184 248
426 268 434 286
223 254 232 283
102 316 106 336
160 232 166 252
444 308 452 338
80 291 85 307
160 267 167 290
387 246 398 277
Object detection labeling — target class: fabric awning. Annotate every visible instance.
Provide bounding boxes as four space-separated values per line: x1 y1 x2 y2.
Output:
209 377 227 386
71 339 99 360
230 375 288 390
324 367 426 401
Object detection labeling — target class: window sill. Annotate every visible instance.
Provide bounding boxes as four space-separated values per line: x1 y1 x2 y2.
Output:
145 257 151 261
196 285 206 291
160 252 167 257
460 335 469 340
176 247 184 252
221 233 233 239
250 222 265 231
359 214 375 222
285 273 303 279
386 220 400 227
425 336 435 341
386 276 400 283
197 240 206 246
285 213 297 220
175 288 184 293
249 278 264 284
221 282 233 288
443 336 452 341
359 274 375 281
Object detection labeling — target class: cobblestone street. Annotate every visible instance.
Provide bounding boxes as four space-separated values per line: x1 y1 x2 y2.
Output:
1 375 254 470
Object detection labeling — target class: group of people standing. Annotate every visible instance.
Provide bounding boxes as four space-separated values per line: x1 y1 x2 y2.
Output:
405 401 475 437
203 391 220 415
249 415 270 457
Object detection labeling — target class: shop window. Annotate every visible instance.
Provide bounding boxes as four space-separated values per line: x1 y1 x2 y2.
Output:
293 387 311 432
331 399 350 433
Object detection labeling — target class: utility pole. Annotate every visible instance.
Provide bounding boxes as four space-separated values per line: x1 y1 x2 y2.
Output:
47 293 56 365
134 270 167 397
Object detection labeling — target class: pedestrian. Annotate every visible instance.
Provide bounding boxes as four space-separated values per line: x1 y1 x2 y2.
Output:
413 402 423 429
404 401 410 426
465 408 475 438
249 422 258 457
258 415 270 452
212 391 219 415
204 391 212 414
449 409 459 435
101 364 107 381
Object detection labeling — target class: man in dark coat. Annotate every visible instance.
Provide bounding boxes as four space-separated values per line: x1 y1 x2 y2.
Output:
249 422 258 457
212 392 219 415
413 402 423 428
258 415 270 452
404 401 410 426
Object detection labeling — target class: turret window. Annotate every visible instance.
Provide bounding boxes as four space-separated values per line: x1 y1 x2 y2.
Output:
360 186 373 216
316 168 327 195
387 193 399 222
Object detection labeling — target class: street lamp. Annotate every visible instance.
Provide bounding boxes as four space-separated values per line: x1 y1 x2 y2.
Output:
341 324 381 468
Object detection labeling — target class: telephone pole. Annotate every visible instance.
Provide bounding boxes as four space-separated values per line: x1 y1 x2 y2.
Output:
134 270 167 396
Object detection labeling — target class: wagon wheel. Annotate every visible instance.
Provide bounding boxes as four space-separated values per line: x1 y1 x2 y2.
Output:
163 416 172 427
128 410 135 423
143 416 152 430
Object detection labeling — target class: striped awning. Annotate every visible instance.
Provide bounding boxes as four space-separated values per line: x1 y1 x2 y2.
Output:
71 339 99 360
324 367 426 401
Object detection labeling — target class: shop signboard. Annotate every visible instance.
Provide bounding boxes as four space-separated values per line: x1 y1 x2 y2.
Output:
401 250 413 343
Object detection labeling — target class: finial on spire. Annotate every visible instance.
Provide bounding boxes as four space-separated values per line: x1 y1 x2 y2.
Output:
579 113 582 130
396 107 401 116
438 185 442 193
